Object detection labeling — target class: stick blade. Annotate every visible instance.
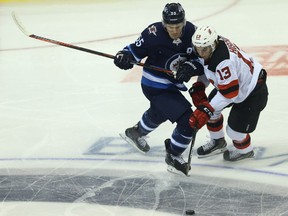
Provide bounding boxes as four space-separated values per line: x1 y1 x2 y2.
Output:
11 11 31 36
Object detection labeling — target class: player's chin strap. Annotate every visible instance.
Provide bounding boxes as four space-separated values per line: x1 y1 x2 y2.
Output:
12 11 176 76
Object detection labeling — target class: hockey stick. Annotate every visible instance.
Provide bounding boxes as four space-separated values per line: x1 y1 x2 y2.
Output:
11 12 175 75
186 128 198 174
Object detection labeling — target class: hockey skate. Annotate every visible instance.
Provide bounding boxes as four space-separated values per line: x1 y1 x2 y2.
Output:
165 139 190 176
223 149 254 162
120 123 150 153
197 138 227 158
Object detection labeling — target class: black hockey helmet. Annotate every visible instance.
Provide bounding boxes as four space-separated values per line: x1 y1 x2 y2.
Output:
162 3 185 24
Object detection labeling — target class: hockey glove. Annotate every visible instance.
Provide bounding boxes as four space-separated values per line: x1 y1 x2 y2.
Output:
188 82 208 107
114 50 135 70
189 101 214 129
175 60 204 82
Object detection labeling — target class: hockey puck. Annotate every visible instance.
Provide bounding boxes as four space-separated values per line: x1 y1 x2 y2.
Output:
185 209 195 215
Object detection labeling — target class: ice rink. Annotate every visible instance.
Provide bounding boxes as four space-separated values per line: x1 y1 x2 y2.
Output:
0 0 288 215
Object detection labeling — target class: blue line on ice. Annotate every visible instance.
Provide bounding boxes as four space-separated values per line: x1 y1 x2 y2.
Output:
1 157 287 177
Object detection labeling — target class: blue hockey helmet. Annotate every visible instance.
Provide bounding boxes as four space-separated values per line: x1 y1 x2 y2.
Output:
162 3 185 24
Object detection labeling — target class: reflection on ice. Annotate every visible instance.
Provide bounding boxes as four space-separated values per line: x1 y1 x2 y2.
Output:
0 169 288 216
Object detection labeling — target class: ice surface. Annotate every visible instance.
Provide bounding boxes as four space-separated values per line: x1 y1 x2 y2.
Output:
0 0 288 215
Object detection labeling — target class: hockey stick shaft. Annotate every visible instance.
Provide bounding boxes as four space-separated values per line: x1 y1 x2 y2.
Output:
187 128 198 171
12 12 175 75
31 34 116 58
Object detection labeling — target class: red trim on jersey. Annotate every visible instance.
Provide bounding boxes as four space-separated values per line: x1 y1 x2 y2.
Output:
209 79 214 85
218 79 239 99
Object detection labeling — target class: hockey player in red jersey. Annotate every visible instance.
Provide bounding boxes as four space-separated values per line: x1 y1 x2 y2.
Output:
188 25 268 161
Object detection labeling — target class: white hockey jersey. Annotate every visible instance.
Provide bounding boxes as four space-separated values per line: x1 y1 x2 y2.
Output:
198 36 263 112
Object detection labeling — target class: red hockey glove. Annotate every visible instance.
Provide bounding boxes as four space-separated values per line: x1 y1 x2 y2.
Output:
189 102 214 129
188 82 208 107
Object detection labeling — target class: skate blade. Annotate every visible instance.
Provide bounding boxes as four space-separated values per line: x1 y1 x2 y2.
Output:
228 153 255 162
119 133 147 154
167 165 190 177
197 148 227 159
233 155 255 162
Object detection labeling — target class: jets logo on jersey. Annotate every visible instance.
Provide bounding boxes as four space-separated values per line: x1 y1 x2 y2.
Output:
166 54 187 74
173 38 182 46
148 25 157 36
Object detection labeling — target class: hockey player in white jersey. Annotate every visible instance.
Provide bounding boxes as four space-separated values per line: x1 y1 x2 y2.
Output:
188 25 268 161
